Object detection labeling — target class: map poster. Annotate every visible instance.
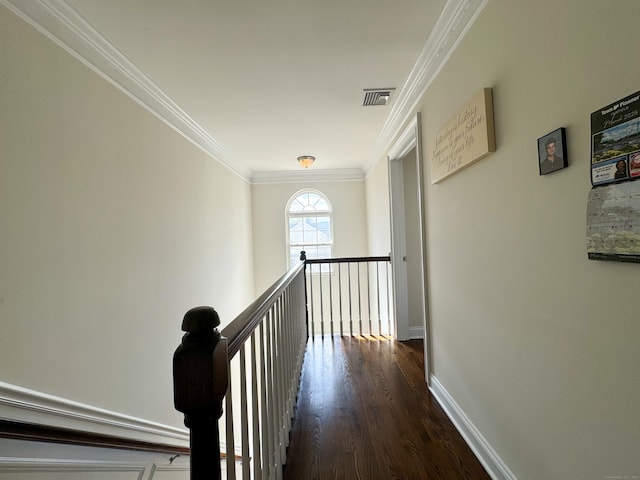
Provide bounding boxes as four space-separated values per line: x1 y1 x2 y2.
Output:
586 181 640 262
591 89 640 186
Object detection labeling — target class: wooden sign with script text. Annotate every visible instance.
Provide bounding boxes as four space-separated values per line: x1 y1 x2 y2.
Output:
431 88 496 184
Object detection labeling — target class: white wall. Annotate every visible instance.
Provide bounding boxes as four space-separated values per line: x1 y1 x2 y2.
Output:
251 180 368 293
368 0 640 478
0 3 254 445
365 160 391 257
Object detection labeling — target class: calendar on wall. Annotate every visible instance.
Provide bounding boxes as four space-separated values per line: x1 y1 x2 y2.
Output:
587 181 640 262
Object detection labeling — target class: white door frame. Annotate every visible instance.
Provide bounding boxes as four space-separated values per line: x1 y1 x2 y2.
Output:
387 113 432 383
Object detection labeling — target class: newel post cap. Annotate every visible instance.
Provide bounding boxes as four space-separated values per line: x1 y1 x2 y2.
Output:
182 306 220 333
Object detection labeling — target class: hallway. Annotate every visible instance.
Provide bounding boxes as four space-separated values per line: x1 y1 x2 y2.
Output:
283 337 490 479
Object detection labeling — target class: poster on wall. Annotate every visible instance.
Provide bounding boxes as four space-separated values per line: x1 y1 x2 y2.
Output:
591 90 640 186
587 181 640 262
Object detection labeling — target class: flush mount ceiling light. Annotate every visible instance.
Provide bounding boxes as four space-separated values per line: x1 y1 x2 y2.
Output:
297 155 315 168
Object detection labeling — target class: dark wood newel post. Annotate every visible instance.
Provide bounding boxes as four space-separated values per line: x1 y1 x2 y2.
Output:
173 306 228 480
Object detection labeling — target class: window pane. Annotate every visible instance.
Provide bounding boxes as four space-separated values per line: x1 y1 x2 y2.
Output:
305 216 317 229
288 191 330 213
290 230 303 243
316 216 331 242
290 248 301 265
287 190 332 267
302 229 316 243
305 245 319 258
290 198 304 212
314 197 329 211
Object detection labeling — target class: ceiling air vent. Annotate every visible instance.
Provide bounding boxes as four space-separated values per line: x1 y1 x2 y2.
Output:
363 88 395 106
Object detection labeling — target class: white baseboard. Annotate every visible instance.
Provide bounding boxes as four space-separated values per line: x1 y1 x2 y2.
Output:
428 375 517 480
409 326 424 339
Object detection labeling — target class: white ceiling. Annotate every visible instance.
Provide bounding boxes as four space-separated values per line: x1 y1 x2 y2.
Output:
5 0 486 181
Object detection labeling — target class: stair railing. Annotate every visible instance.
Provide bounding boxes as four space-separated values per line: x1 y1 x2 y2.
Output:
172 253 393 479
305 255 393 338
173 258 307 480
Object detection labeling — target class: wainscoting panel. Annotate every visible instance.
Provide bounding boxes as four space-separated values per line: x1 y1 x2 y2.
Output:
150 465 190 480
0 438 193 480
0 382 250 478
0 459 147 480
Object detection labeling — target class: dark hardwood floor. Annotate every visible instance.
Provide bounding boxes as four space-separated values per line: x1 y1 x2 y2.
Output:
283 336 490 480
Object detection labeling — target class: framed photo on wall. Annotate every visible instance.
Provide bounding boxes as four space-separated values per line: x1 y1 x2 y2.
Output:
538 128 568 175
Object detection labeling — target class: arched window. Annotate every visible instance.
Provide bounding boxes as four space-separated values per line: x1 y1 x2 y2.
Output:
286 189 333 267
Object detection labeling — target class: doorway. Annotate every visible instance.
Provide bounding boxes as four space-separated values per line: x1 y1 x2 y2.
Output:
388 114 431 383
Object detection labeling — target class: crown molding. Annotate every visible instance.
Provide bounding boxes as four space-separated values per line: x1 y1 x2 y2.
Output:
387 114 420 161
0 0 250 181
251 168 365 184
2 0 486 182
365 0 488 173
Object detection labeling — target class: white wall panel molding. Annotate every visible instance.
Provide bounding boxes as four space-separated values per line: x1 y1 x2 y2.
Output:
149 463 190 479
0 0 248 181
0 458 148 479
0 381 188 447
0 437 193 479
366 0 489 172
429 375 517 480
